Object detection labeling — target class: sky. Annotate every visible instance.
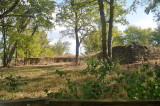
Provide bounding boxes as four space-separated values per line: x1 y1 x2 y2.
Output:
48 0 157 55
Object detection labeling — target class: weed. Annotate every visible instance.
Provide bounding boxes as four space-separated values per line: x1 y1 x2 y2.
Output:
46 57 119 99
3 75 27 92
46 58 160 100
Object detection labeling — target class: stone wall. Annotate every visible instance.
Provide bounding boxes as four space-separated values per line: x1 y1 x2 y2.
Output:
112 44 149 64
13 44 160 66
148 46 160 60
14 57 81 66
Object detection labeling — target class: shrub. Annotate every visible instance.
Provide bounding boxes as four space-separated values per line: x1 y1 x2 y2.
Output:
46 57 119 99
3 75 27 91
45 57 160 100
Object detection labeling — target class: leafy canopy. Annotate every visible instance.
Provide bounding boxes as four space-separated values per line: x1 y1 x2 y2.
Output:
123 25 152 45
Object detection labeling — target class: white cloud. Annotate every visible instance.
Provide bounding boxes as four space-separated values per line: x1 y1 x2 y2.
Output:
134 19 157 29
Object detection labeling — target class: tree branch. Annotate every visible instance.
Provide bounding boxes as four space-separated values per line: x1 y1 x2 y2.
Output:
79 26 95 44
5 14 35 18
0 0 20 19
31 24 38 37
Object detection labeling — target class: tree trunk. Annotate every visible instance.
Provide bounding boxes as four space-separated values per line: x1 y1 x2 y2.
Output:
108 0 114 59
72 2 80 65
24 45 28 65
98 0 107 59
75 34 80 64
1 18 8 67
2 26 7 67
75 12 80 65
6 41 17 66
15 47 17 66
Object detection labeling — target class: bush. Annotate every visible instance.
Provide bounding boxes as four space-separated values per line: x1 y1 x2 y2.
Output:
45 57 160 100
127 64 160 100
113 64 160 100
45 57 119 99
3 75 27 92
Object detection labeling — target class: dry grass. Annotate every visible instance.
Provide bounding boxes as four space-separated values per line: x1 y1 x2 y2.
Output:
0 59 160 100
0 62 88 100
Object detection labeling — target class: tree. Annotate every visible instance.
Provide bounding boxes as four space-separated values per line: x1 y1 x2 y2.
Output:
40 45 54 57
112 27 123 46
145 0 160 21
83 31 101 54
98 0 107 59
17 30 49 58
0 0 56 67
52 40 71 55
123 25 152 45
131 0 160 22
57 0 96 64
112 35 125 46
107 0 114 59
151 25 160 46
98 0 128 59
0 0 20 19
83 27 122 54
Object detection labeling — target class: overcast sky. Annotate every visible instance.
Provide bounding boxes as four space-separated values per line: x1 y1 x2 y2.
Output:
48 0 157 55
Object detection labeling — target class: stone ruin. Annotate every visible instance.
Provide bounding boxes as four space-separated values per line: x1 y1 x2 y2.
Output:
14 56 83 66
12 44 160 66
148 46 160 60
14 57 75 66
112 43 149 64
94 43 150 64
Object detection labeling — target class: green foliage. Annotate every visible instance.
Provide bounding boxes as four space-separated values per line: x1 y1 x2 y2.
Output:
57 0 97 60
17 30 49 58
52 40 71 55
57 0 96 38
0 0 56 29
124 25 152 45
81 79 107 99
144 0 160 21
84 57 119 76
124 64 160 100
40 45 54 57
151 26 160 46
112 35 125 46
45 57 120 99
111 0 129 25
83 27 122 54
55 70 67 77
83 31 101 54
45 78 81 99
3 75 27 92
0 0 56 67
45 57 160 100
112 27 123 46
